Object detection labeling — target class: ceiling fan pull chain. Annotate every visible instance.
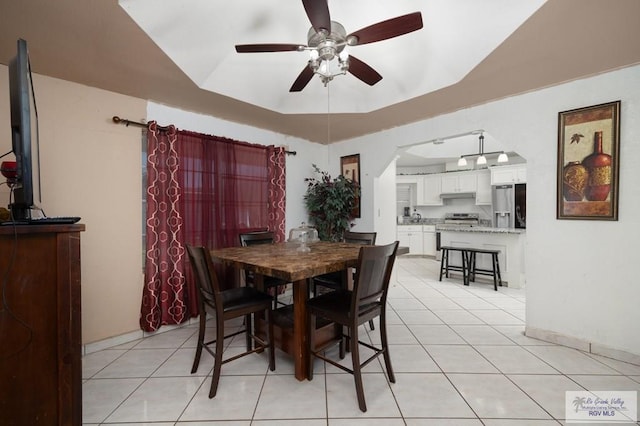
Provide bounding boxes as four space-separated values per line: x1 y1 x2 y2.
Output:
326 85 331 145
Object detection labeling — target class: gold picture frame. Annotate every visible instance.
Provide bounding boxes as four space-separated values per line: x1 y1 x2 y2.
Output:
557 100 620 220
340 154 361 218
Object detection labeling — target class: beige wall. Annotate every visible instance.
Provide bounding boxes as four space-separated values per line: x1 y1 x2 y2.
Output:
0 66 147 344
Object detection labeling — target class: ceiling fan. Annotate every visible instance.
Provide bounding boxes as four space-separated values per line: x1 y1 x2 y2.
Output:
235 0 423 92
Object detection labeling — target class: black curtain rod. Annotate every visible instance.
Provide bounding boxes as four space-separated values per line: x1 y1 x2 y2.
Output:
112 116 296 156
112 115 158 129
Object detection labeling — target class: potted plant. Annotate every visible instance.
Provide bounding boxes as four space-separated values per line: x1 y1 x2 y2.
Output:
304 164 360 241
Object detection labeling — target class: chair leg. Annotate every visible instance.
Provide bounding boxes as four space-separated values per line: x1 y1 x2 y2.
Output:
191 311 206 374
307 312 315 380
494 254 503 288
343 324 351 356
438 249 446 281
339 323 346 359
209 320 225 398
368 319 375 330
245 313 252 351
463 250 471 286
267 308 275 371
350 323 367 412
273 287 279 309
379 310 395 383
469 251 476 282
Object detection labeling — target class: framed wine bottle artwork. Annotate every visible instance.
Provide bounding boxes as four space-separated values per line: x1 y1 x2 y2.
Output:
557 100 620 220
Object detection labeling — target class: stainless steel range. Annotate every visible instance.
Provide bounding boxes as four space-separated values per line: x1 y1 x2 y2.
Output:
443 212 479 226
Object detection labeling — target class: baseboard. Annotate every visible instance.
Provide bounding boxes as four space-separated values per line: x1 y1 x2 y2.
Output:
82 316 200 355
525 326 640 366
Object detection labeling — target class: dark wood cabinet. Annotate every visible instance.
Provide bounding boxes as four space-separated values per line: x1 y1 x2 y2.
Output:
0 224 84 425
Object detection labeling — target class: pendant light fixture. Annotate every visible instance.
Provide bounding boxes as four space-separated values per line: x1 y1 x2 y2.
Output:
476 133 487 165
457 132 508 167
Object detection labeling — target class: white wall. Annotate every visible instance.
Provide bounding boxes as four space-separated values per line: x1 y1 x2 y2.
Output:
373 159 398 244
147 103 327 234
333 65 640 358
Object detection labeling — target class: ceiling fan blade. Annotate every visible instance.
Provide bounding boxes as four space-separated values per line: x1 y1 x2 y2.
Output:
289 65 315 92
347 12 423 46
302 0 331 34
235 44 302 53
348 55 382 86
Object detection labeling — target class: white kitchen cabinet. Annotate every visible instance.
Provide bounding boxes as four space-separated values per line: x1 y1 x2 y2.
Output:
422 225 437 256
491 165 527 185
441 171 477 193
441 174 458 193
475 170 492 205
417 174 443 206
397 225 423 255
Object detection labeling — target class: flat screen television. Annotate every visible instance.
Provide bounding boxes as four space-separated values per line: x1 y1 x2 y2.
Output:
8 38 41 220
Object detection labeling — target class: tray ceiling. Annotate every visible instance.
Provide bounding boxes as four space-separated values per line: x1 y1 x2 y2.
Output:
119 0 546 114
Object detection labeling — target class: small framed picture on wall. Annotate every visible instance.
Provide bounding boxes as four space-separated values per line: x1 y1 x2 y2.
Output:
340 154 361 218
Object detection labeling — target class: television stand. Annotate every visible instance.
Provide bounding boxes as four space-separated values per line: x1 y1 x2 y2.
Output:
0 224 85 424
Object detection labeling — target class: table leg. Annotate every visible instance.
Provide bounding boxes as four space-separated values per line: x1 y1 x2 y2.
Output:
292 277 309 380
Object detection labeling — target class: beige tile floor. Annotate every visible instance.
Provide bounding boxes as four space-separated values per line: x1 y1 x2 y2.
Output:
82 256 640 425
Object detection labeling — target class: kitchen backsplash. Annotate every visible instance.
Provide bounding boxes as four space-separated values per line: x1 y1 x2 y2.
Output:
397 195 493 220
398 217 492 226
399 201 493 224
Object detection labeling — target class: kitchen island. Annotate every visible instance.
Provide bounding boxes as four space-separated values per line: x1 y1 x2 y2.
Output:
437 225 526 288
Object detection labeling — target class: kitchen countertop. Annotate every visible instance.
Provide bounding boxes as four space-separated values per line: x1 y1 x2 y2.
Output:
396 218 524 233
436 225 525 234
397 219 442 226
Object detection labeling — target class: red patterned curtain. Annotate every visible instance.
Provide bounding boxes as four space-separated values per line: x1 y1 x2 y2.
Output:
140 122 188 332
140 125 286 332
267 146 286 242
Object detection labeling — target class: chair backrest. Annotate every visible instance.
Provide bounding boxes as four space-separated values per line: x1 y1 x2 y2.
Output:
343 230 377 245
186 245 223 313
351 241 399 313
239 231 275 247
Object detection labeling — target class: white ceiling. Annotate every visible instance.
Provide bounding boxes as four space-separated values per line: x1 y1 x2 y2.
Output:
119 0 546 114
1 1 640 144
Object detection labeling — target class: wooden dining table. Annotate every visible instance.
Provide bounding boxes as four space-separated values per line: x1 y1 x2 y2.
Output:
209 240 361 380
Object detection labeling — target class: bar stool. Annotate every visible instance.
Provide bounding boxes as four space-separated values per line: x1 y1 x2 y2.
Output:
438 246 469 285
466 248 502 291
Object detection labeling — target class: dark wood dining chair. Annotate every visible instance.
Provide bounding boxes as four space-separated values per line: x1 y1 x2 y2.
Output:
306 241 399 412
186 244 275 398
312 230 377 329
239 231 290 308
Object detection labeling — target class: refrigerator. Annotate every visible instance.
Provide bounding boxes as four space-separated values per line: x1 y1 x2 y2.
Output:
492 184 526 229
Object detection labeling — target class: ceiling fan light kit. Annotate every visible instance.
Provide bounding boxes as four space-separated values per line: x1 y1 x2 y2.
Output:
305 22 352 87
234 0 423 92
